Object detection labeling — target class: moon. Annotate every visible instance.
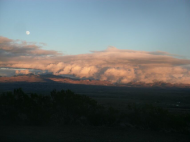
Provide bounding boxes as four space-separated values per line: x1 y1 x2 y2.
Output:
26 31 30 35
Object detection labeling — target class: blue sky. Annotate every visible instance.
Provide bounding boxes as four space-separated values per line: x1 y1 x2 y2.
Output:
0 0 190 57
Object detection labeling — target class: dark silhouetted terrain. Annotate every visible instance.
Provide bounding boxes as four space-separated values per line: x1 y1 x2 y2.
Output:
0 86 190 141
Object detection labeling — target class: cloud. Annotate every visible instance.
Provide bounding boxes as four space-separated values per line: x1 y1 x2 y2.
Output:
0 36 62 57
0 68 16 77
0 36 190 84
15 69 31 75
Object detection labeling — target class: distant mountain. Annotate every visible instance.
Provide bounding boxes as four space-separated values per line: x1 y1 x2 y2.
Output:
0 75 43 83
0 74 112 86
119 81 190 88
0 74 190 88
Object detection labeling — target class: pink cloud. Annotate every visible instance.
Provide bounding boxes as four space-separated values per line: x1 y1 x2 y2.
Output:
0 36 62 56
15 69 31 75
1 36 190 85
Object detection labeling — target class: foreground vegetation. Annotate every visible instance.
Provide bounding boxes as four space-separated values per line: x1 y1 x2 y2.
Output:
0 88 189 133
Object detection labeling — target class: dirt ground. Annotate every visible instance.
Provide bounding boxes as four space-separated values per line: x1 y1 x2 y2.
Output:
1 125 190 142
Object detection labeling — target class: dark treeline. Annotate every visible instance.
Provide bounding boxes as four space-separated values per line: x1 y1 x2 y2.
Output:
0 88 189 133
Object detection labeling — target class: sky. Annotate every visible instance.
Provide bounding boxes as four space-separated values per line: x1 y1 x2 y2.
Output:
0 0 190 56
0 0 190 84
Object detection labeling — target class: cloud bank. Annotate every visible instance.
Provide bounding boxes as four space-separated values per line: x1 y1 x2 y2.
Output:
0 36 190 84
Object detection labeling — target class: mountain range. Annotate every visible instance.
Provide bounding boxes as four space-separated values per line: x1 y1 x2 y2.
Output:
0 74 190 88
